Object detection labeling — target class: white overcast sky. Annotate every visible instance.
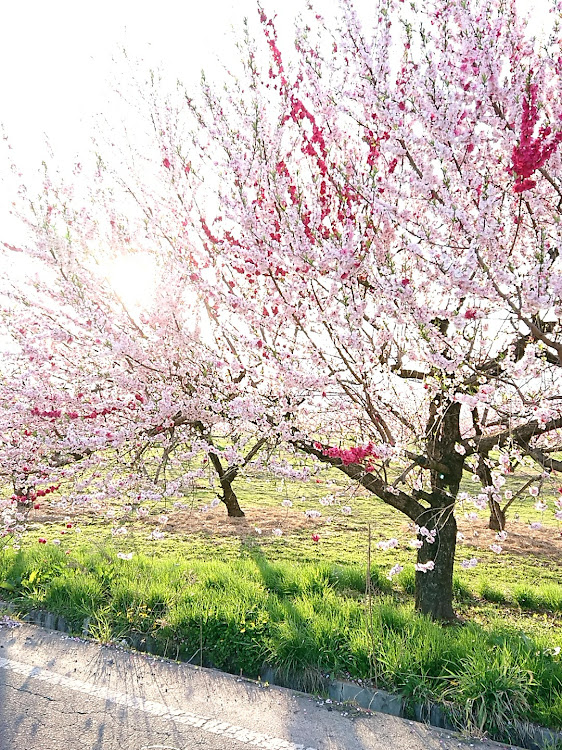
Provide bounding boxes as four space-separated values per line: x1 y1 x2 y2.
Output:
1 0 323 169
0 0 548 248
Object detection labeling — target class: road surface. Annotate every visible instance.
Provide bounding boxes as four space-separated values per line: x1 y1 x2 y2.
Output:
0 621 518 750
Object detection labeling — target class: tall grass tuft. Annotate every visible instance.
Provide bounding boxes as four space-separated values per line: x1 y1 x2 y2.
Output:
444 645 534 738
477 577 508 604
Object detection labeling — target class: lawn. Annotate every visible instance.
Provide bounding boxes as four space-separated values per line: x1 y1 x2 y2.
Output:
1 459 562 742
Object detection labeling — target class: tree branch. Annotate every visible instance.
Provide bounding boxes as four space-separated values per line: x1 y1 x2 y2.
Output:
464 416 562 455
516 440 562 474
294 440 425 521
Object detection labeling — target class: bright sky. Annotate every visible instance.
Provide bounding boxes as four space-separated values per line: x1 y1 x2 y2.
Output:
1 0 546 187
0 0 320 312
0 0 548 304
0 0 343 303
1 0 320 172
0 0 334 258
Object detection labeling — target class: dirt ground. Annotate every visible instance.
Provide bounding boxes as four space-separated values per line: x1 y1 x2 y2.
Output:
26 502 562 564
456 516 562 564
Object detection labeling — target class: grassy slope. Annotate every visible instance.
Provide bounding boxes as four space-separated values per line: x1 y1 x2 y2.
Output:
1 461 562 737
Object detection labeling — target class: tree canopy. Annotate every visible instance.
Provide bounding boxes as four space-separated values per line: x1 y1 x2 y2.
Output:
2 0 562 619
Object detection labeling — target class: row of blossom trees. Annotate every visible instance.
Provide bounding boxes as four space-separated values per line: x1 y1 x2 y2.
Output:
2 0 562 619
0 221 279 521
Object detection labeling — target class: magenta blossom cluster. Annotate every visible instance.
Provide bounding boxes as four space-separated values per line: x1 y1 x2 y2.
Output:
511 82 562 193
321 442 380 467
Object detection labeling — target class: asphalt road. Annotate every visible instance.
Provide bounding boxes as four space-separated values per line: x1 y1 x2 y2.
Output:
0 621 518 750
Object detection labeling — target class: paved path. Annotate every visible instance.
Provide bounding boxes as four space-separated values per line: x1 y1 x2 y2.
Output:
0 622 519 750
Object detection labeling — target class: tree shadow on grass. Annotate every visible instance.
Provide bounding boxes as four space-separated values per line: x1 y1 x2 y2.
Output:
240 536 368 695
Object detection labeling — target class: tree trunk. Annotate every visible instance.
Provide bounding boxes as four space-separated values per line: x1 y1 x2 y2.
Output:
293 393 464 621
473 452 506 530
206 449 245 517
414 510 457 620
220 479 245 517
421 395 464 620
488 497 506 531
13 477 32 508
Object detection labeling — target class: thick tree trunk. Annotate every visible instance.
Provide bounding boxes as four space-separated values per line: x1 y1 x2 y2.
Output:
414 511 457 620
220 479 245 517
488 498 506 531
206 448 245 517
293 393 464 621
421 395 464 621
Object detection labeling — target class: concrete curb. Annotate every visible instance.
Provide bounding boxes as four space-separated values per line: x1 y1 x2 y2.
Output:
328 680 404 718
1 599 561 750
261 666 562 750
331 681 562 750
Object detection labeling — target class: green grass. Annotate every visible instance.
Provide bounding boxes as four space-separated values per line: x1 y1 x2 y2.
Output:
1 542 561 738
2 457 562 741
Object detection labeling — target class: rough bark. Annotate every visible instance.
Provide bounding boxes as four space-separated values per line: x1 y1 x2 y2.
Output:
291 391 467 620
421 395 465 620
487 497 506 531
414 510 457 620
206 447 246 517
220 477 245 518
294 430 462 619
472 452 506 530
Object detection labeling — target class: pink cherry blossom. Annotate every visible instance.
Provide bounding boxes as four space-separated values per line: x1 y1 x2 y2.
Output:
415 561 435 573
4 0 562 622
387 564 404 580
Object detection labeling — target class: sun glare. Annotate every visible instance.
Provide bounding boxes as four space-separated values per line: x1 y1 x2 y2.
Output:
105 252 158 313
